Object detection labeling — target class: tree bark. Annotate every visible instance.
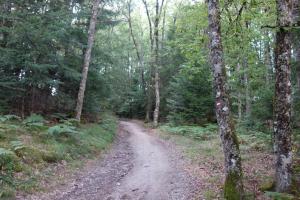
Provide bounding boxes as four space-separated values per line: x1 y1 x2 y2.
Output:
75 0 101 121
296 42 300 89
264 31 272 85
207 0 244 199
237 63 242 121
142 0 154 122
127 0 146 96
243 58 251 119
274 0 293 193
293 0 300 90
142 0 164 126
153 0 165 127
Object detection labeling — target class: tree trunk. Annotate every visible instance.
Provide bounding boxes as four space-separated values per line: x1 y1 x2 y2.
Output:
153 0 164 127
264 31 272 85
274 0 293 193
142 0 154 123
296 43 300 89
207 0 244 199
237 63 242 121
243 58 251 119
75 0 101 121
293 0 300 90
127 0 146 96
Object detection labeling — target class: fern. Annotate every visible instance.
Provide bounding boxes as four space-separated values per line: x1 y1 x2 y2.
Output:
0 115 21 122
10 141 26 152
60 118 80 127
23 114 46 129
23 114 45 124
0 148 17 169
47 124 79 136
264 191 294 200
0 148 15 156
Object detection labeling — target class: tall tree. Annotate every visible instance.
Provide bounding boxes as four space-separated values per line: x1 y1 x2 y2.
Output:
142 0 154 122
126 0 146 104
141 0 165 127
274 0 293 193
75 0 101 121
153 0 165 127
207 0 244 199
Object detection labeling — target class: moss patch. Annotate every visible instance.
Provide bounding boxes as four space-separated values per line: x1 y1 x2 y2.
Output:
224 171 243 200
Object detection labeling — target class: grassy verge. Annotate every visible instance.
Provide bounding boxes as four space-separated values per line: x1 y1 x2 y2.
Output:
159 124 299 200
0 113 117 199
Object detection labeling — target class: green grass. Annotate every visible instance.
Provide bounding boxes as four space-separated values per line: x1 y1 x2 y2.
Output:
0 113 117 199
159 123 300 199
160 123 218 140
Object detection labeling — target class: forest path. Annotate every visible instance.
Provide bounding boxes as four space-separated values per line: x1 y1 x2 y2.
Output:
22 120 197 200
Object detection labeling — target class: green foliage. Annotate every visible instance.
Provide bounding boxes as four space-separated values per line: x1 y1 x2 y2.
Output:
0 148 17 170
0 113 117 197
0 115 21 122
264 192 294 200
0 0 117 118
0 148 19 197
23 114 45 129
47 124 79 136
160 124 218 140
10 140 26 152
167 66 214 125
60 118 80 127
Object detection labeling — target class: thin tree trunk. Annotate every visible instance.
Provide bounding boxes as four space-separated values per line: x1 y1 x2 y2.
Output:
142 0 154 122
243 58 251 119
142 0 164 126
237 63 242 121
274 0 293 193
75 0 101 121
153 0 160 127
296 43 300 89
293 0 300 90
153 0 165 127
127 0 146 96
264 31 272 85
207 0 244 199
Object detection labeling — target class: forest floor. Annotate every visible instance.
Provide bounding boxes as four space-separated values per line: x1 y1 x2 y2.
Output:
17 120 300 200
20 120 200 200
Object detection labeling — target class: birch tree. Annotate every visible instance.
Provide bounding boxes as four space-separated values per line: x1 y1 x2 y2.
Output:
141 0 165 127
75 0 101 121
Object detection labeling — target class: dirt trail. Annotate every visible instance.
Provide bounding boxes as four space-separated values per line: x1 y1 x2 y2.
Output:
22 121 198 200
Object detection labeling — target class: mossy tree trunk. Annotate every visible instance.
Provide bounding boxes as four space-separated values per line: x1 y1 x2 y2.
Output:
274 0 293 193
207 0 244 199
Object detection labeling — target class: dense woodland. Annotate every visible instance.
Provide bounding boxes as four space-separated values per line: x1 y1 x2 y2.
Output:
0 0 300 199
